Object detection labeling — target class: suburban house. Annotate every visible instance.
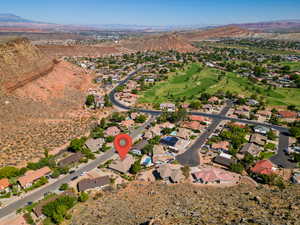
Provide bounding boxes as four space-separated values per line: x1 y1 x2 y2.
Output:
208 96 220 104
211 141 230 153
18 167 51 189
250 133 267 146
278 110 298 119
132 140 149 152
213 153 237 167
58 152 84 167
104 126 120 136
253 126 270 135
247 99 259 106
77 176 110 192
120 119 135 128
0 178 10 192
240 143 262 156
160 103 176 112
192 167 236 184
251 160 275 175
109 155 134 173
176 128 192 140
160 136 189 152
189 115 211 124
156 164 184 183
181 121 203 131
85 138 105 152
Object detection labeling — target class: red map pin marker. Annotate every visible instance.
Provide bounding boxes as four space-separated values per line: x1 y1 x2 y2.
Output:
113 134 132 160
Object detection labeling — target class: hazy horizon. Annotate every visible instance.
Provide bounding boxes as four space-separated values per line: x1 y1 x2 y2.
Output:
1 0 300 26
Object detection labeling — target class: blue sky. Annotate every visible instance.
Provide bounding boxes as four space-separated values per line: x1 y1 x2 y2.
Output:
1 0 300 26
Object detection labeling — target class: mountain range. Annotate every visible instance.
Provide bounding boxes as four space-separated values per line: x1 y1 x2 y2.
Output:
1 13 300 32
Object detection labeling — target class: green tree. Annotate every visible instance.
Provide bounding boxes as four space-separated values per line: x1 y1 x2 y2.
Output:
85 95 95 107
129 160 142 174
59 183 69 191
0 166 21 179
229 163 244 174
290 127 300 138
78 192 89 202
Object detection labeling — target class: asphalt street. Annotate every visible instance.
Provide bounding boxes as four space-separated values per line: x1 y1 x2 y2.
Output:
176 102 232 166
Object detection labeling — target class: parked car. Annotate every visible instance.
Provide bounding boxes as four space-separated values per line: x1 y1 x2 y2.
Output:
71 176 78 181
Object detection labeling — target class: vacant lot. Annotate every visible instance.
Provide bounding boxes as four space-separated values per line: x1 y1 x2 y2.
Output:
139 63 300 107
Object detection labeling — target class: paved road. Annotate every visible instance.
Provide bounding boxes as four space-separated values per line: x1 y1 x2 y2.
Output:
0 112 155 219
0 150 115 218
176 102 232 166
270 132 297 168
109 68 295 169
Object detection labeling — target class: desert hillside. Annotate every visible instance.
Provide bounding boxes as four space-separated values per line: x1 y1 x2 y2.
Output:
120 34 196 52
0 38 95 167
70 182 300 225
182 26 255 41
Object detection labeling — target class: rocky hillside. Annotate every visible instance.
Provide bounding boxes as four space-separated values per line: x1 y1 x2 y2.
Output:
182 26 255 41
120 34 196 52
0 38 54 93
69 182 300 225
0 38 95 167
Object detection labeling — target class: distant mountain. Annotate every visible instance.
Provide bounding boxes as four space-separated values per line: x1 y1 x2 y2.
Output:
232 20 300 32
0 13 36 23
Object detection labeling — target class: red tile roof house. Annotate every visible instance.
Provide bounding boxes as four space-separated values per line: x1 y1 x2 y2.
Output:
251 160 275 176
121 119 135 128
208 96 220 104
278 111 298 122
192 167 237 184
104 126 120 136
189 115 211 124
0 178 10 192
181 121 204 131
18 167 51 189
211 141 230 153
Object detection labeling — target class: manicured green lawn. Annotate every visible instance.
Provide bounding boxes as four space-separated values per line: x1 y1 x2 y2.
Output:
139 64 220 104
280 61 300 71
139 63 300 108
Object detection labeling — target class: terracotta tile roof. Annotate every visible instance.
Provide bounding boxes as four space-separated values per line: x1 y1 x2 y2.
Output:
208 96 219 102
0 178 10 190
181 121 202 130
212 141 230 151
18 167 51 188
278 111 298 118
251 160 274 175
193 167 235 183
105 126 120 136
121 119 135 127
109 155 134 173
188 115 209 122
58 152 84 167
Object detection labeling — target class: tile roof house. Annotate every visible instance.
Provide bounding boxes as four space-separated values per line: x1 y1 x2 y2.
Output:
192 167 236 184
211 141 230 153
104 126 120 136
121 119 135 128
181 121 202 130
240 143 262 156
278 110 298 118
0 178 10 191
18 167 51 188
153 145 165 155
176 128 192 140
152 153 174 164
77 176 110 192
189 115 210 123
251 160 275 175
85 138 105 152
250 134 267 146
109 155 134 174
58 152 84 167
213 154 237 167
208 96 219 103
132 140 149 151
156 164 184 183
